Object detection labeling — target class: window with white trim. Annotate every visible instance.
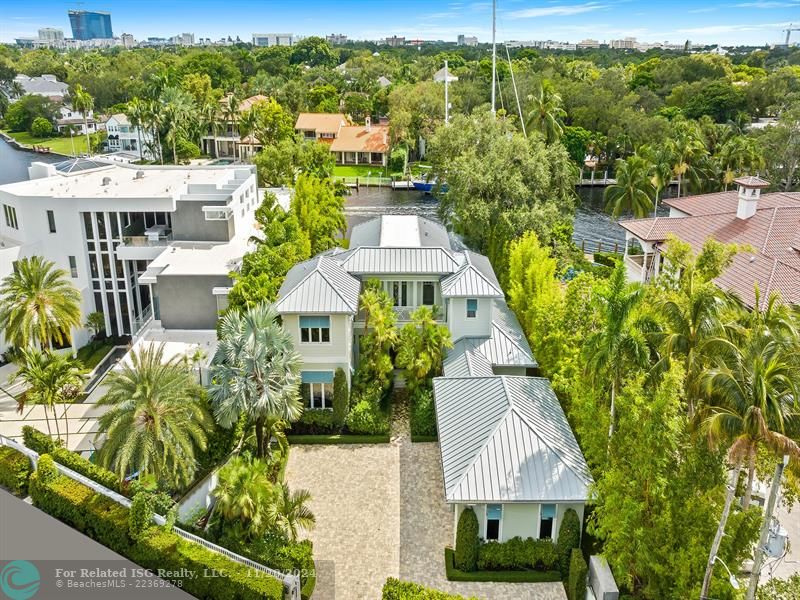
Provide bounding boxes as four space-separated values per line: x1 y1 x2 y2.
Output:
466 298 478 318
486 504 502 540
301 371 334 409
539 504 556 539
300 315 330 343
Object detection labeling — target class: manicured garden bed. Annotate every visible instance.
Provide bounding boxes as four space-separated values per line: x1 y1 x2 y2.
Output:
287 434 390 445
444 548 561 583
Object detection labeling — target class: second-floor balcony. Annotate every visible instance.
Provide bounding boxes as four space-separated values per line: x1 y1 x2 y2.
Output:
356 304 446 324
117 229 173 260
624 251 658 284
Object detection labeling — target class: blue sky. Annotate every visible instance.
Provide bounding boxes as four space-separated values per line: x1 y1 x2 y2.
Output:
2 0 799 46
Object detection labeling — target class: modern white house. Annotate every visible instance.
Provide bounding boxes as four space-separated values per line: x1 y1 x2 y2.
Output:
275 215 592 538
619 176 800 307
55 104 105 136
0 159 259 354
105 113 156 161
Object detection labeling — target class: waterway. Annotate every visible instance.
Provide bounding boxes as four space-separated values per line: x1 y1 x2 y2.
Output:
0 137 658 251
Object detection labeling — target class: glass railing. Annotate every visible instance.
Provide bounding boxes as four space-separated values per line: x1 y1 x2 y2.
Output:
120 233 173 247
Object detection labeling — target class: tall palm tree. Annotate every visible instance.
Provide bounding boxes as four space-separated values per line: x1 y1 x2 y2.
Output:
668 124 707 198
0 256 82 350
12 349 85 444
698 332 800 599
583 263 652 438
717 136 765 191
208 303 302 459
239 107 258 160
71 84 94 156
603 155 655 218
270 482 316 542
639 144 674 216
127 96 147 162
525 81 566 144
160 86 196 164
95 343 212 488
212 454 277 540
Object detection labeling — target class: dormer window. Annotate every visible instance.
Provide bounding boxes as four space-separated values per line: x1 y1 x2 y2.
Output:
466 298 478 318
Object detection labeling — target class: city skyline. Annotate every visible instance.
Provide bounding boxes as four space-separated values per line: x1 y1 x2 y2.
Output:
2 0 799 46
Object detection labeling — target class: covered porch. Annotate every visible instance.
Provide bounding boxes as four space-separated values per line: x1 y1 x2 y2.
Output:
336 151 387 166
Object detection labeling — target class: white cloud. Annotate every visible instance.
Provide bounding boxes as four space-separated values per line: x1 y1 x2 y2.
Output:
733 1 800 7
508 2 606 18
675 21 789 34
688 7 718 13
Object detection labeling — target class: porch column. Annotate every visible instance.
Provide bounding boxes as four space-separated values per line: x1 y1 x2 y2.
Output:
354 152 358 165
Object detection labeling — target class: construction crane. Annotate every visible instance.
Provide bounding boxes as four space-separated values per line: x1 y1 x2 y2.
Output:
784 24 800 46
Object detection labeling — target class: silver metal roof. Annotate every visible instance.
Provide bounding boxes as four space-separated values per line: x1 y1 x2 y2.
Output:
339 246 460 274
433 376 593 503
275 256 360 314
441 251 503 298
442 339 495 378
349 215 452 249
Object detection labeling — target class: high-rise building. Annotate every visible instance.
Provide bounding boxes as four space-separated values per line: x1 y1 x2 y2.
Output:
120 33 135 48
326 33 348 45
577 38 600 49
252 33 293 47
610 37 636 49
383 35 405 47
38 28 65 47
68 10 113 40
457 34 478 46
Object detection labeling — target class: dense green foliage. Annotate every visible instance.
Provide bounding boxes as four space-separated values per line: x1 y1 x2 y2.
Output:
0 446 32 496
382 578 473 599
410 389 437 438
756 574 800 600
444 548 561 583
332 368 349 429
567 549 589 600
395 306 452 395
556 509 582 578
454 507 480 572
22 425 58 454
477 537 558 571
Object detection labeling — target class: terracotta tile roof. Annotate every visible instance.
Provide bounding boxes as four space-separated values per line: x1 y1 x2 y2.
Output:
329 125 390 153
620 201 800 308
662 190 800 216
734 175 770 188
239 95 270 111
294 112 349 134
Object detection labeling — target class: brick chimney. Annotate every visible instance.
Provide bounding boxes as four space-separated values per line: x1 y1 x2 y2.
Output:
734 176 770 220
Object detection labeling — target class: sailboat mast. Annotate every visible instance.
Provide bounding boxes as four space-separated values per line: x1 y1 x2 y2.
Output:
491 0 497 114
444 60 450 124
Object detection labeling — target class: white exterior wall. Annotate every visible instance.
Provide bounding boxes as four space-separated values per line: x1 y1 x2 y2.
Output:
454 501 585 544
447 297 492 339
282 313 354 376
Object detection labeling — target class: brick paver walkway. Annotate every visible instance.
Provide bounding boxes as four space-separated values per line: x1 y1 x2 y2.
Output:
285 400 567 600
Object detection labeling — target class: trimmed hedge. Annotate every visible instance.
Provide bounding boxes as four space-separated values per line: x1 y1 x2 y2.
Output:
454 507 479 571
0 446 33 496
332 368 349 429
292 409 338 435
22 426 121 492
382 577 473 599
410 389 437 438
556 508 582 577
29 467 284 599
477 537 559 571
445 548 561 583
567 548 589 600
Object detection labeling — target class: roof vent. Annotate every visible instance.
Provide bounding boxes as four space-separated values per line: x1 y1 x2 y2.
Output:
134 170 145 180
101 176 112 186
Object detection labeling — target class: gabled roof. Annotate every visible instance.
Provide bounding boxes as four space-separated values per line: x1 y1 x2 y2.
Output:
339 246 460 275
275 255 360 314
349 215 451 249
433 67 458 82
433 376 592 503
441 250 503 297
294 112 349 134
330 124 390 153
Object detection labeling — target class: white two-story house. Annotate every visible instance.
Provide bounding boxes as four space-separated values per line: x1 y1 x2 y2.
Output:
275 215 592 543
105 114 156 161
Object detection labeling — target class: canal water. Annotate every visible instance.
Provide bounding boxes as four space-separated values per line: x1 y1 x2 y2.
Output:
1 137 653 250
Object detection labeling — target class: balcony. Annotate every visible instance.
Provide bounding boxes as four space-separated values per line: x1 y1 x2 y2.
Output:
116 230 173 260
356 304 445 324
624 252 656 283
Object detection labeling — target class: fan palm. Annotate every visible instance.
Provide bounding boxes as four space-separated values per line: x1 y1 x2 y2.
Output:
12 349 85 444
208 303 302 459
699 332 800 599
160 86 196 164
212 454 277 539
0 256 82 350
271 482 316 542
95 343 212 488
603 155 655 218
583 263 653 439
525 82 566 144
127 96 147 162
71 84 94 156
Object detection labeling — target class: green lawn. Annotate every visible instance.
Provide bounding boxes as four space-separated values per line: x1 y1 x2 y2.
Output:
76 339 116 370
333 164 388 178
2 130 88 156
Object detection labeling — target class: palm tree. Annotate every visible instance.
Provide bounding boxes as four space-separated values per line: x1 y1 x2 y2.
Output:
71 84 94 156
525 81 566 144
668 124 707 198
639 144 674 216
271 482 315 542
239 107 258 160
603 155 655 218
208 303 302 459
717 136 765 191
160 86 196 164
0 256 81 350
12 349 85 444
583 263 652 439
699 332 800 599
127 96 147 162
212 454 277 539
95 343 212 488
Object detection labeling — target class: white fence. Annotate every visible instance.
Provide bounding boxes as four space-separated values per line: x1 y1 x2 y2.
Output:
0 434 300 600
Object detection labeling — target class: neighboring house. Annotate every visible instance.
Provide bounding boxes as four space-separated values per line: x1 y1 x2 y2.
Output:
620 177 800 307
377 76 392 88
105 113 155 161
433 66 458 83
9 74 69 102
55 104 105 135
274 214 592 540
294 113 390 166
0 159 259 353
200 94 270 159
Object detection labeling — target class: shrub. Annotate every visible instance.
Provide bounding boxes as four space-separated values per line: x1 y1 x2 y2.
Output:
293 409 337 434
382 577 470 599
36 454 59 484
228 534 315 599
0 446 32 496
129 492 154 540
332 368 349 429
593 251 620 268
30 116 53 138
22 425 59 454
410 388 437 437
556 508 582 577
454 507 480 572
477 537 558 571
345 398 390 435
567 548 588 600
444 548 561 583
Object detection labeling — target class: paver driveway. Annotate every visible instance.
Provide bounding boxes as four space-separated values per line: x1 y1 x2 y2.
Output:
286 436 567 600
